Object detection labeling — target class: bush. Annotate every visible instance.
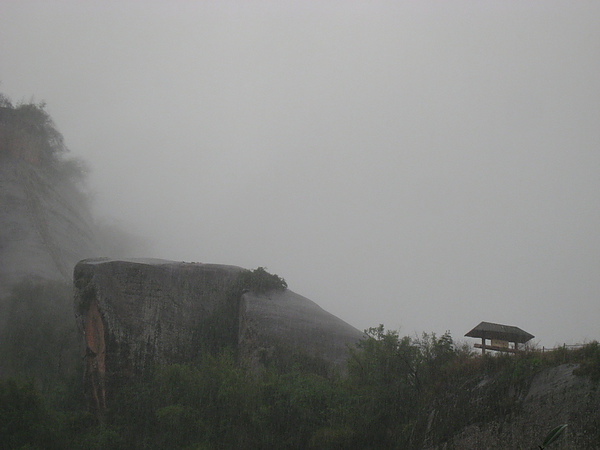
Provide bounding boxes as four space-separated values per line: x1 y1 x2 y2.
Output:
573 341 600 382
0 378 62 449
0 278 79 395
238 267 287 294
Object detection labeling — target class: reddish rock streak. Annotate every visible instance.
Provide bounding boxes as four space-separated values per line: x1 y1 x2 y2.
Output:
84 299 106 416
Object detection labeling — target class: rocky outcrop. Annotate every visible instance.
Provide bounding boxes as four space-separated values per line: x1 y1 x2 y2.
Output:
422 363 600 449
74 258 243 414
74 258 363 417
239 289 363 369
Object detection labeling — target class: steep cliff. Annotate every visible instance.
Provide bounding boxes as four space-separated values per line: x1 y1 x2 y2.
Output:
0 100 140 316
0 102 103 345
73 258 364 417
0 157 98 290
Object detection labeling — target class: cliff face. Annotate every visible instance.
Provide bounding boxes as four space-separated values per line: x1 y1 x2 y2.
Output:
0 158 97 291
73 258 364 417
0 103 99 300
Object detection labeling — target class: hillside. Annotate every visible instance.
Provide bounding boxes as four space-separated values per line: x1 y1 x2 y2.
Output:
0 96 148 297
420 358 600 448
1 95 598 449
0 101 98 293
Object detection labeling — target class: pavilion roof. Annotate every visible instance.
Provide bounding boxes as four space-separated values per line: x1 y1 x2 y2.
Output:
465 321 534 344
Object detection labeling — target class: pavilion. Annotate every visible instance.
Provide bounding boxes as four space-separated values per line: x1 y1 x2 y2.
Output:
465 321 534 355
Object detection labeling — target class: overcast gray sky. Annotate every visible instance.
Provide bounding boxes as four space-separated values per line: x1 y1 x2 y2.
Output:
2 1 599 347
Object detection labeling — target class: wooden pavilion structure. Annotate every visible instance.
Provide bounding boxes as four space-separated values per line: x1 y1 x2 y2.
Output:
465 321 534 355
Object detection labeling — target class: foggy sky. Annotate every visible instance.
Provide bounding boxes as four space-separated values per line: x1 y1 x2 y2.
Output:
2 1 599 347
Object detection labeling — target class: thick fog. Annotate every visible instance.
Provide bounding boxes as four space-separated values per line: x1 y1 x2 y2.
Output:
2 1 599 347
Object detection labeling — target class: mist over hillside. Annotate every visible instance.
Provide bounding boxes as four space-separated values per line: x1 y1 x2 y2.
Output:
1 3 599 446
0 94 147 296
2 91 600 449
2 2 599 347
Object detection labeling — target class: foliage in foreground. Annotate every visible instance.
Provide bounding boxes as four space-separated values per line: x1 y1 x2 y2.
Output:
2 277 600 448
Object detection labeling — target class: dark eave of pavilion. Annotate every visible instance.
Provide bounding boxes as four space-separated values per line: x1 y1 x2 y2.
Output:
465 321 534 344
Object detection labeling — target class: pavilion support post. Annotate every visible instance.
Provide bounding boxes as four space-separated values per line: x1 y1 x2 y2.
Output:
481 337 486 355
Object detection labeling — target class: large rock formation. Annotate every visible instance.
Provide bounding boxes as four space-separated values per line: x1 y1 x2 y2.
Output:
74 258 363 416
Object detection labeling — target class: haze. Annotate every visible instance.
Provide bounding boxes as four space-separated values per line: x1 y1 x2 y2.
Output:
2 1 599 347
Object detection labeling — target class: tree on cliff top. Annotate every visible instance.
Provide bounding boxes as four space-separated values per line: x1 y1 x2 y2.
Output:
0 96 63 161
0 92 89 182
238 267 287 294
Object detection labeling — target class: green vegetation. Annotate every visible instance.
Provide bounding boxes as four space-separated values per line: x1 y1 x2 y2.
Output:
237 266 288 294
1 96 64 161
0 378 65 449
539 423 568 449
0 278 81 403
0 268 595 448
0 93 87 181
573 341 600 381
2 286 599 450
0 278 87 448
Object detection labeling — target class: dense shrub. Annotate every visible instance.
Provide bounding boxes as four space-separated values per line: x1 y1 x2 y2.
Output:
0 278 80 399
237 266 287 294
0 378 63 449
2 312 598 448
0 95 88 182
573 341 600 381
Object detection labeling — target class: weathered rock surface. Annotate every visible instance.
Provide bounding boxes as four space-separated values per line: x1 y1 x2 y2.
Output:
0 158 98 294
0 101 107 316
423 363 600 449
75 258 243 367
74 258 363 416
239 290 363 369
